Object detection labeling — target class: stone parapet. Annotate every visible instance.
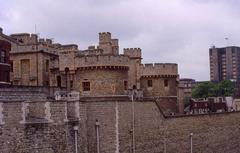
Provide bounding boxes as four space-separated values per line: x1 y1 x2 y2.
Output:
123 48 142 59
140 63 178 77
75 55 129 70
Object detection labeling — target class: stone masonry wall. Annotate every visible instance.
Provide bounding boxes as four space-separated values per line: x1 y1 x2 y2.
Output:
84 100 240 153
1 92 240 153
0 99 86 153
140 77 178 97
75 69 128 96
140 63 178 76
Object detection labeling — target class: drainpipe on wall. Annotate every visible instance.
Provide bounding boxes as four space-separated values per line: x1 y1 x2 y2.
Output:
73 125 79 153
95 119 100 153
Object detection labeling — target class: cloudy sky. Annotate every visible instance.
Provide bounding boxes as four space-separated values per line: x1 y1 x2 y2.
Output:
1 0 240 81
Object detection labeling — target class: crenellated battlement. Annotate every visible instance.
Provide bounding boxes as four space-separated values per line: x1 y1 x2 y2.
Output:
59 44 78 50
140 63 178 77
99 32 112 43
123 48 142 58
10 33 38 45
78 48 104 56
75 55 129 70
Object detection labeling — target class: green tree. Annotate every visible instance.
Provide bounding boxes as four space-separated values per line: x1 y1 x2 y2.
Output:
192 82 213 98
218 80 234 96
191 80 234 98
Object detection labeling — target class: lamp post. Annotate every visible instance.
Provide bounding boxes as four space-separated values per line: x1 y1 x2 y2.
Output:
190 133 193 153
131 93 135 153
95 119 100 153
73 125 79 153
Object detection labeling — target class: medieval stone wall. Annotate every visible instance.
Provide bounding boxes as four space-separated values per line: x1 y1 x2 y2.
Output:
75 55 129 68
85 100 240 153
140 77 178 97
74 69 128 96
1 89 240 153
140 63 178 76
0 91 85 153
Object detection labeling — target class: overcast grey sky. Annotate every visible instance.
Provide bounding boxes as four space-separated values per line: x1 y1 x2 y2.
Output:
1 0 240 81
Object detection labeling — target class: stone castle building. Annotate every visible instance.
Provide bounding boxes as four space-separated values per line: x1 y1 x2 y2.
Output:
1 27 240 153
0 27 178 99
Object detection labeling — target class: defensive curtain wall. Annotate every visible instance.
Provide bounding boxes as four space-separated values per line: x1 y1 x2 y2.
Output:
1 87 240 153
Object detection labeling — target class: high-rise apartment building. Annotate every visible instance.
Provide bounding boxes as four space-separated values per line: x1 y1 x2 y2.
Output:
209 46 240 82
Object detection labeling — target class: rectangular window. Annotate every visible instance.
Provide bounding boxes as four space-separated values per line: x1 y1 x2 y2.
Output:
164 79 168 87
82 81 90 91
0 50 6 63
124 81 128 90
147 80 152 87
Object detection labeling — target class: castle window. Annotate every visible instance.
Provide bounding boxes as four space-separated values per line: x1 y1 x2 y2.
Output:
147 80 152 87
124 81 128 90
83 81 90 91
164 79 168 87
0 50 6 63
